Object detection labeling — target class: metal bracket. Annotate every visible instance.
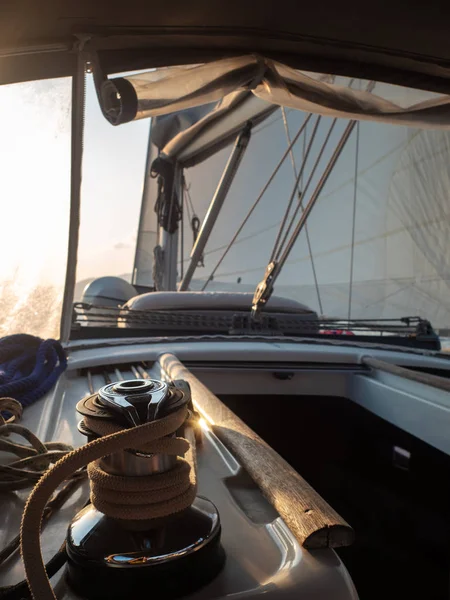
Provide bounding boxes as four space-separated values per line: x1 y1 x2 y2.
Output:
230 314 281 336
251 261 278 321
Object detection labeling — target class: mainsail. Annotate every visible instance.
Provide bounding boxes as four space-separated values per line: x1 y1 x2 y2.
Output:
133 94 450 329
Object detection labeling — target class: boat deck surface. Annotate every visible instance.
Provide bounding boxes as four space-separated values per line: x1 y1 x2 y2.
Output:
0 362 357 600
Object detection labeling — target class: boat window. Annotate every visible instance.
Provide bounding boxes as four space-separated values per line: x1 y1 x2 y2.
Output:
74 75 150 301
0 77 71 339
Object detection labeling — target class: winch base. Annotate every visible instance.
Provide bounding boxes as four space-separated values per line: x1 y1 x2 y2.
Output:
66 496 225 600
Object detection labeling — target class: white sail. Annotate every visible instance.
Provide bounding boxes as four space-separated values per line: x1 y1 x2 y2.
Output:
168 110 450 329
111 64 450 331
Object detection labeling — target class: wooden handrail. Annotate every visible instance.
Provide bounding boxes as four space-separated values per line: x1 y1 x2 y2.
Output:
158 353 354 550
362 356 450 393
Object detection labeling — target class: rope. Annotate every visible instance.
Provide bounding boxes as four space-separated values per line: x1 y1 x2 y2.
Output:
0 475 86 568
0 397 86 599
249 120 356 308
0 424 74 491
20 405 195 600
83 412 196 520
0 398 22 423
0 544 67 600
0 335 67 409
0 398 74 492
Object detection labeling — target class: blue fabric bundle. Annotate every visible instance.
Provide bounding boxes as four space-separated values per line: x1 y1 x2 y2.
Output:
0 334 67 407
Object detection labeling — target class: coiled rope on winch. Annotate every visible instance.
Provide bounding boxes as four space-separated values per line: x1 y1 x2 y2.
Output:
83 411 196 520
20 405 196 600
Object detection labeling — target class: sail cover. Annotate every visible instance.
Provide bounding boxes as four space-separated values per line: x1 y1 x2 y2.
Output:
99 56 450 130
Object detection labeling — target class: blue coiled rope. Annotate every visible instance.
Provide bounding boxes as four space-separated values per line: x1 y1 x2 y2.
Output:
0 334 67 408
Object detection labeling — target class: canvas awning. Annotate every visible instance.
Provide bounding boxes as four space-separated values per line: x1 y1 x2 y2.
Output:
98 56 450 133
1 1 450 96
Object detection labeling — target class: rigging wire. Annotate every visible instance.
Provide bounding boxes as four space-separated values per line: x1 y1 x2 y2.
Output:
274 120 357 281
281 107 323 315
184 180 193 224
196 268 450 291
348 121 360 320
362 281 416 310
201 113 313 290
269 79 358 269
270 115 322 263
202 211 442 282
180 180 185 280
185 181 196 217
180 130 409 265
252 108 293 136
302 114 307 187
273 118 339 263
251 80 373 314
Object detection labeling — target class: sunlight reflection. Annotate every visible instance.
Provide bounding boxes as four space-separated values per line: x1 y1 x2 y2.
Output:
0 78 71 338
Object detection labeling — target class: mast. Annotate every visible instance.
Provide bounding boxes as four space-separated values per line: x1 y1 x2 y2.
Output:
133 120 183 292
179 124 252 291
132 125 159 289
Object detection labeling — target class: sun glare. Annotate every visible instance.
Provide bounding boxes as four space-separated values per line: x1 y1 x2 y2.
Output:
0 78 71 338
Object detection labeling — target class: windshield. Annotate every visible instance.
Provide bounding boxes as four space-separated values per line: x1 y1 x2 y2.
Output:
0 77 71 339
72 70 450 345
74 75 150 300
1 69 448 345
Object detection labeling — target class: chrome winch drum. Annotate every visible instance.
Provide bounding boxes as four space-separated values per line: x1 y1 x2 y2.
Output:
66 378 225 600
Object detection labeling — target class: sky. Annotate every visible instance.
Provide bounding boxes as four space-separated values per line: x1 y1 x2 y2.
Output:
0 75 149 286
77 77 150 283
0 74 149 335
0 77 71 287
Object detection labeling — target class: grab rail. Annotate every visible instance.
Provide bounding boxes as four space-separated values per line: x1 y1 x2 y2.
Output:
362 356 450 393
158 353 354 550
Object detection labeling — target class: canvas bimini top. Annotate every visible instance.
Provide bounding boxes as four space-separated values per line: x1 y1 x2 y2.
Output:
1 0 450 95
